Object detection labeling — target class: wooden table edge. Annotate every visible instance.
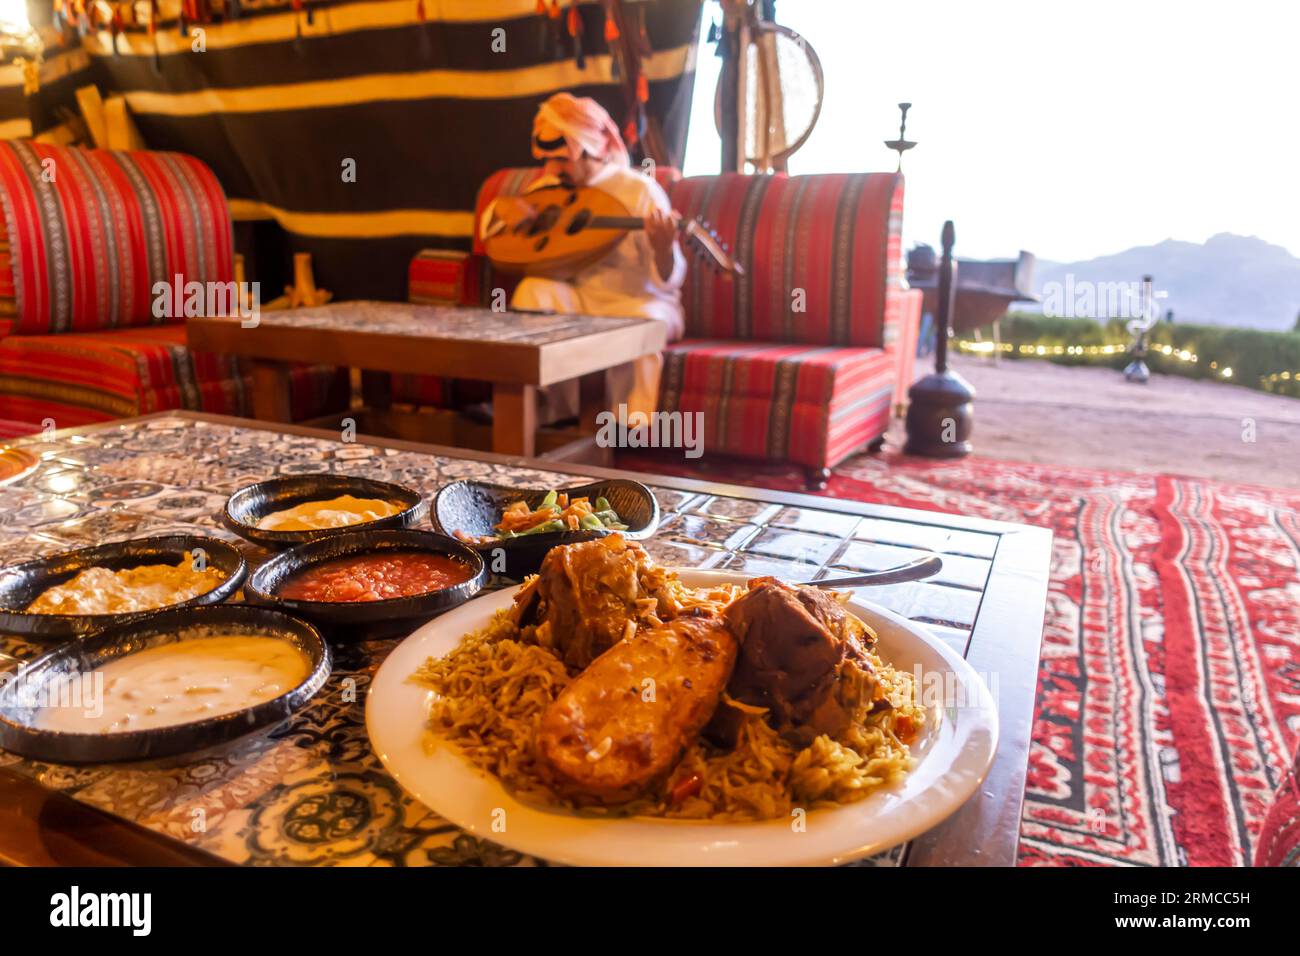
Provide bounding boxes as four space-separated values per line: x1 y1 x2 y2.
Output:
68 411 1040 535
187 315 667 387
187 318 543 384
901 523 1053 867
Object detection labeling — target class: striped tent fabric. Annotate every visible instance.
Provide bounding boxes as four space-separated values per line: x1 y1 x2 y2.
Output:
5 0 703 301
0 24 102 144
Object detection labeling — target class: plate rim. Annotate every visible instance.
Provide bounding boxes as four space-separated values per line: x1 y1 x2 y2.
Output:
366 568 998 867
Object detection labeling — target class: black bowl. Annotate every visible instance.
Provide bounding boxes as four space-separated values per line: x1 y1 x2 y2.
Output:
432 478 659 579
0 535 247 644
222 474 427 549
243 529 487 640
0 604 330 764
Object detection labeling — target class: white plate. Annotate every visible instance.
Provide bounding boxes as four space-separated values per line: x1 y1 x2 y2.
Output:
366 570 998 867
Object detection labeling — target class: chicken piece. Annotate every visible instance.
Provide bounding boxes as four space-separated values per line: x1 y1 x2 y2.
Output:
536 615 738 803
717 577 879 746
512 534 674 671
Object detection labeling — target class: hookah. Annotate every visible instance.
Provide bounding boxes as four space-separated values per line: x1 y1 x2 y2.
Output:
1123 275 1159 384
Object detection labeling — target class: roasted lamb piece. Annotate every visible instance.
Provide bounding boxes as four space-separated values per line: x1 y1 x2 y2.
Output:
509 534 676 670
536 614 738 802
716 577 880 746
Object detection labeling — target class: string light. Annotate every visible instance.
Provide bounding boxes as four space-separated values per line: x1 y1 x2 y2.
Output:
957 338 1208 365
955 338 1300 395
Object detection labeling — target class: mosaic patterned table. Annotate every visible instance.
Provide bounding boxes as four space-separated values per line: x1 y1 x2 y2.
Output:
0 413 1051 867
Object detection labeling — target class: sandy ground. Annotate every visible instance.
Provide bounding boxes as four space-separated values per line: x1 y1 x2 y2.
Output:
888 356 1300 489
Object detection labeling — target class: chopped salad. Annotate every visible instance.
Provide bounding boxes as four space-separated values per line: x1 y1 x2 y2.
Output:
454 490 628 545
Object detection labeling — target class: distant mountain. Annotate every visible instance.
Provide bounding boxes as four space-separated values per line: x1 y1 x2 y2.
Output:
1029 234 1300 332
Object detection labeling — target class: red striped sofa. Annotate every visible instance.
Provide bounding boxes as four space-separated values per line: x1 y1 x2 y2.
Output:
0 141 346 433
409 167 921 485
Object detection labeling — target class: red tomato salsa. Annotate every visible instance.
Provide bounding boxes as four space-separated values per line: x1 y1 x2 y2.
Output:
278 551 473 603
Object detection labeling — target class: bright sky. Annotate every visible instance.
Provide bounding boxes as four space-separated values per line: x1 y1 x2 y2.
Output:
683 0 1300 264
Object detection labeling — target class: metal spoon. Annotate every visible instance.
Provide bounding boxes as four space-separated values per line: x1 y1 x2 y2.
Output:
813 554 942 589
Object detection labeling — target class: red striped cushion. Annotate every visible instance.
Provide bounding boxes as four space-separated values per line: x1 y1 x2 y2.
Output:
0 325 345 428
670 173 905 349
0 142 233 336
0 416 36 438
659 339 894 469
390 372 451 407
409 249 471 306
282 361 351 424
401 249 470 407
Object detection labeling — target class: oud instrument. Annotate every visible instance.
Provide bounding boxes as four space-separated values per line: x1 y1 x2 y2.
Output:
482 184 743 279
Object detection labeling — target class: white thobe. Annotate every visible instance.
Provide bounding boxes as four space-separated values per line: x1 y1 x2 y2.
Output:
482 164 686 420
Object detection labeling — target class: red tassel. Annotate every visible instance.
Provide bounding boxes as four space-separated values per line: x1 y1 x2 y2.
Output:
535 0 545 13
548 0 561 20
416 0 425 20
636 73 649 103
567 4 580 36
604 14 619 42
623 119 638 145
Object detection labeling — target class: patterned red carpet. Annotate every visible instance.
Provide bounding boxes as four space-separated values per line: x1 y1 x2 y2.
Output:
619 448 1300 866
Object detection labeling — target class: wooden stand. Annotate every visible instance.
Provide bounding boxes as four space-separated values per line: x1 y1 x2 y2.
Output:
905 221 975 458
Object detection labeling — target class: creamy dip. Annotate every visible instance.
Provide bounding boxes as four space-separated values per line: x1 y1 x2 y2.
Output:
35 635 311 734
26 558 227 615
255 495 403 531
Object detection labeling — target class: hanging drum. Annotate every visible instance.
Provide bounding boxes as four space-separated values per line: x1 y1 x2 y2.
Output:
713 19 824 172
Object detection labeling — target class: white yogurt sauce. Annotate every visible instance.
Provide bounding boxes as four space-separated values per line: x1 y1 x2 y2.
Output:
35 635 311 734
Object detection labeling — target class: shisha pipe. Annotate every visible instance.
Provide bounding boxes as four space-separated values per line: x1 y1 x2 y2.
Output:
885 103 917 172
1123 274 1159 384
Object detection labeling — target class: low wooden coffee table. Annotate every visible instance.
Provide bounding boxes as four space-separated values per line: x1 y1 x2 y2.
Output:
187 301 667 457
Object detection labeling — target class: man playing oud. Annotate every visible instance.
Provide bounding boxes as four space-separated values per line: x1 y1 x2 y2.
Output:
481 92 686 420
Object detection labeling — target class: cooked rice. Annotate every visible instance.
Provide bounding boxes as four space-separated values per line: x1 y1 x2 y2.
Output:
412 586 924 822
